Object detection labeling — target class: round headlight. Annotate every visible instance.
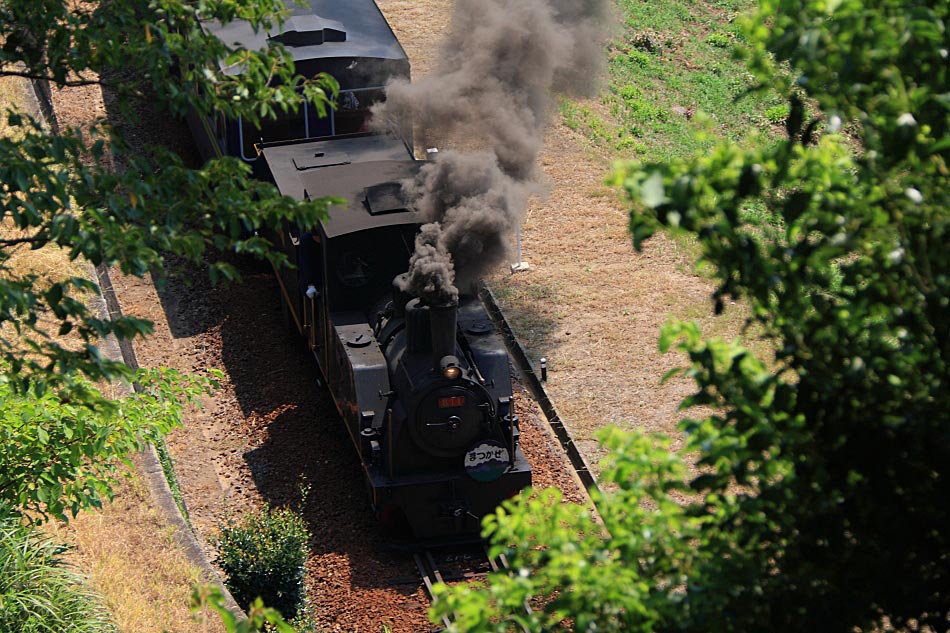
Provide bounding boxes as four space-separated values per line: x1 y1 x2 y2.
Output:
443 365 461 380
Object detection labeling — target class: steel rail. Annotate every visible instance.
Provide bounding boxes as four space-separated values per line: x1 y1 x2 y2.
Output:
414 550 453 629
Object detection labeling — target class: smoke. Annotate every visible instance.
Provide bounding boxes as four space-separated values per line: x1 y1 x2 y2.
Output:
377 0 609 301
399 223 458 305
401 150 539 294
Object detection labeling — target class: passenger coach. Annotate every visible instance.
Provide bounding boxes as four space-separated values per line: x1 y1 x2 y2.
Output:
186 0 410 174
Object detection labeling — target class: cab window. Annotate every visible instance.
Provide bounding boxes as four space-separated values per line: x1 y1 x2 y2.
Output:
333 88 385 135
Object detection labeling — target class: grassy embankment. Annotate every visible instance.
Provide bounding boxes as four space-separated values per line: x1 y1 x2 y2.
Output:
0 75 221 633
565 0 785 162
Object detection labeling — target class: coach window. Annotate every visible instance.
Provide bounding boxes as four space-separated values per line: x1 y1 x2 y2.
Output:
239 105 308 161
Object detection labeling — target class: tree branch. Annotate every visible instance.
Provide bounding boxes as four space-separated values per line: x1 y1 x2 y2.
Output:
0 68 104 89
0 235 48 247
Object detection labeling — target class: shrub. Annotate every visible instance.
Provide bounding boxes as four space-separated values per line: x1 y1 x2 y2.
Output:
213 504 310 619
628 99 668 122
0 516 115 633
614 135 645 153
617 83 642 102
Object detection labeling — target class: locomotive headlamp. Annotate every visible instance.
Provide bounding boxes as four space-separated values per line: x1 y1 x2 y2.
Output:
440 355 462 380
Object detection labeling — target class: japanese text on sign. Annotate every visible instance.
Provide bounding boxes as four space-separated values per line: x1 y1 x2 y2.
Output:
469 449 506 462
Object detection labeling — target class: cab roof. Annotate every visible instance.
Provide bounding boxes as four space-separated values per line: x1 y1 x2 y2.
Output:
262 135 424 239
205 0 408 76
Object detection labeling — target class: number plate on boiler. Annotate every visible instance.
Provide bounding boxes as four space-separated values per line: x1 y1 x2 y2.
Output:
438 396 465 408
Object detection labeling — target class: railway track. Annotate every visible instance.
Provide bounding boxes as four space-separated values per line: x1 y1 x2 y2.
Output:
413 548 454 629
49 72 599 632
411 542 532 631
32 0 612 626
106 248 590 631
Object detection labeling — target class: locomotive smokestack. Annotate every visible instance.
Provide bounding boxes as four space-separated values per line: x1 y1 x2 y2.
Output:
405 298 430 355
428 301 458 371
404 297 460 373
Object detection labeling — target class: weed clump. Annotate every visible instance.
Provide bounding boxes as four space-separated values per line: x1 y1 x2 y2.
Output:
0 516 116 632
705 32 731 48
764 104 790 124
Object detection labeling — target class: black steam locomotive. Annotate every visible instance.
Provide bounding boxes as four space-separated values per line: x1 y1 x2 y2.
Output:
188 0 531 539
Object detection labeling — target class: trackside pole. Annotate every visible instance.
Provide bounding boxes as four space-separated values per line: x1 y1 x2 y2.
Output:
510 226 530 272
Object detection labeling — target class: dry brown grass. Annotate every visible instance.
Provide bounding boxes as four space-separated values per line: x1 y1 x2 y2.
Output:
0 75 34 137
375 0 453 80
45 469 224 633
488 130 729 468
0 76 92 354
0 219 95 358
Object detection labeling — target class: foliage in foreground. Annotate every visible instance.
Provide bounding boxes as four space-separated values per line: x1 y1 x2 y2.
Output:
1 0 332 629
213 504 311 619
0 367 218 522
0 0 336 405
0 516 115 633
191 585 295 633
0 0 336 526
433 0 950 631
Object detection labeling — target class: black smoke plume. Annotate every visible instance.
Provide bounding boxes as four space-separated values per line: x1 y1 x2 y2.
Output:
377 0 609 301
400 223 458 305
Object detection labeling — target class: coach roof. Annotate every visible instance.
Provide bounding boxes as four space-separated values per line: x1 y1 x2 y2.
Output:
205 0 407 75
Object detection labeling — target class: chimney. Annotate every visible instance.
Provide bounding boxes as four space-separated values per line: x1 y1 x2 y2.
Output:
404 297 459 371
405 298 430 354
428 301 458 370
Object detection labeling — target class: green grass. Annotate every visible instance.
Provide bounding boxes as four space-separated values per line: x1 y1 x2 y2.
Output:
705 32 732 48
0 517 116 632
563 0 790 162
152 437 189 526
764 104 790 124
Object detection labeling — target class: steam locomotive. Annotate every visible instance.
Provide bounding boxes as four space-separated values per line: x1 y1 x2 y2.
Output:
188 0 532 539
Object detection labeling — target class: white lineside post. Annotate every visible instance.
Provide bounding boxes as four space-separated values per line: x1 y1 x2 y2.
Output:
510 225 530 272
